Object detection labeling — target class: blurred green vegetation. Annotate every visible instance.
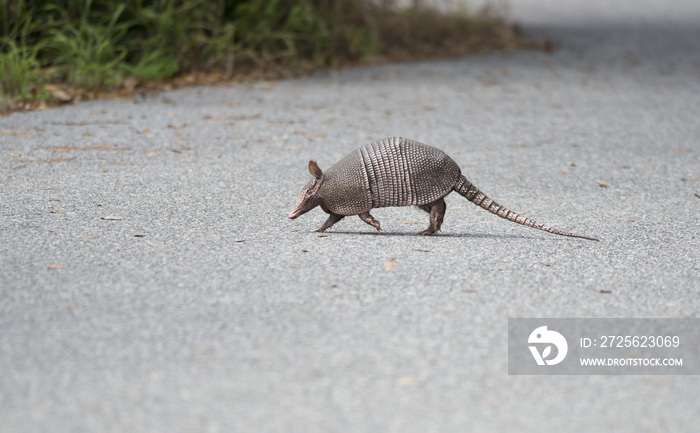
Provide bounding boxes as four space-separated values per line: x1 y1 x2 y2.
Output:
1 0 529 104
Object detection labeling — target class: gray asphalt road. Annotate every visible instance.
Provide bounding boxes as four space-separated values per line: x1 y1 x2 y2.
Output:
2 1 699 432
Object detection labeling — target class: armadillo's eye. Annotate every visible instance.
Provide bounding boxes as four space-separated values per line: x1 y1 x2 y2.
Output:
306 188 313 196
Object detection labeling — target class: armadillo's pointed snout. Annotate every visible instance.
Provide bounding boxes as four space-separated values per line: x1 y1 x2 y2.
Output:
289 203 317 219
288 205 305 219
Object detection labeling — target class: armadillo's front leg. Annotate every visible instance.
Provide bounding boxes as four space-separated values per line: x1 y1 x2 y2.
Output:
358 212 382 233
417 198 446 236
315 212 344 232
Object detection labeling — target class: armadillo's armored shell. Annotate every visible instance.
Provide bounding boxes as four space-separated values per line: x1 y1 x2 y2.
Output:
321 150 372 215
321 137 461 215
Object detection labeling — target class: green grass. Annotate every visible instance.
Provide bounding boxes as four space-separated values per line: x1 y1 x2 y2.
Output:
0 40 42 98
0 0 537 108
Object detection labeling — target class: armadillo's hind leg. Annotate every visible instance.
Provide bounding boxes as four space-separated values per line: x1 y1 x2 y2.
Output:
358 212 382 234
315 212 344 232
417 198 446 236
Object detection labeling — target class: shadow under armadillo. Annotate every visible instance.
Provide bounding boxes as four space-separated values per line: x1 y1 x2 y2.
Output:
304 230 565 241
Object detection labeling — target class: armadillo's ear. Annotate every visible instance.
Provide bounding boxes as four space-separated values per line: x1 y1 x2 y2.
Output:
308 160 323 179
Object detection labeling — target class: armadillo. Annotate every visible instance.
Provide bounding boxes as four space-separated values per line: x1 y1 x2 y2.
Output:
288 137 598 241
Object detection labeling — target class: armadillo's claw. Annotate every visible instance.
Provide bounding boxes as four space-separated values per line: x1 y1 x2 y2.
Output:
358 212 382 233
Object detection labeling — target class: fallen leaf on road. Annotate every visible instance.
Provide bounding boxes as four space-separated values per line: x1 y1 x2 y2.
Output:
49 144 118 153
2 129 38 137
204 114 260 121
385 258 396 270
100 216 122 220
596 180 609 188
294 130 326 141
396 376 419 386
19 156 77 163
47 264 64 269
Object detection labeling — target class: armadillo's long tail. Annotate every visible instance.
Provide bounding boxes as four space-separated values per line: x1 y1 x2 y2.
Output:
453 175 599 241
